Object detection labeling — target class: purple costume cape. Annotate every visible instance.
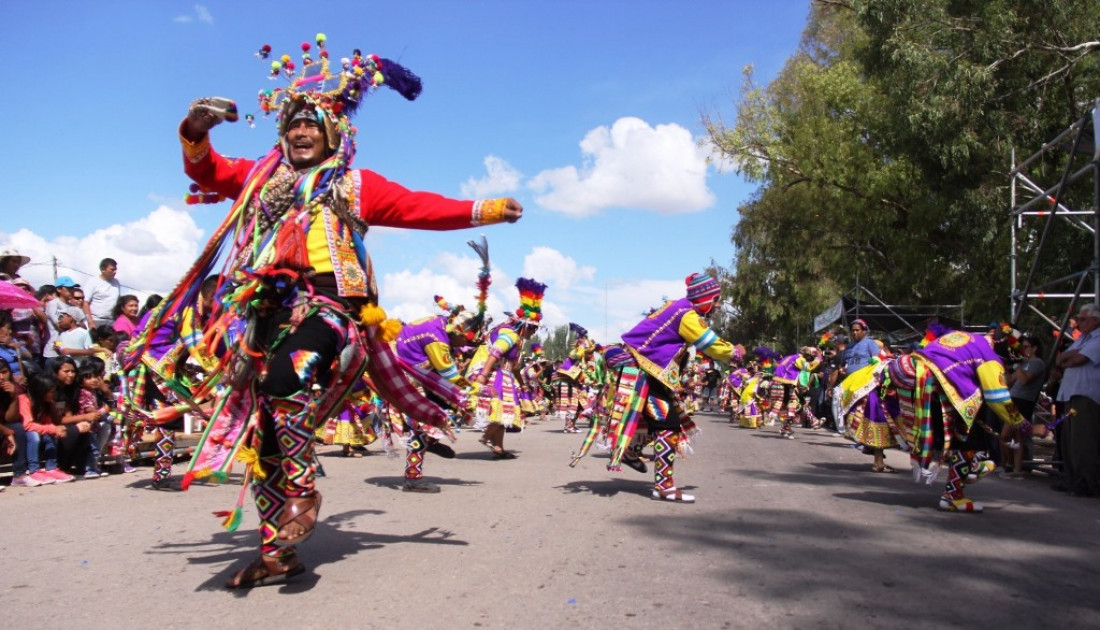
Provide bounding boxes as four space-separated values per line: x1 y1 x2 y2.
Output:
915 331 1001 425
394 315 468 410
772 354 800 385
396 316 448 368
620 298 694 390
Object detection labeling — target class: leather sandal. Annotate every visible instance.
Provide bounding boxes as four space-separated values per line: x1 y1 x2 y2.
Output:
225 555 306 589
275 491 322 547
651 487 695 503
871 464 897 474
492 448 517 459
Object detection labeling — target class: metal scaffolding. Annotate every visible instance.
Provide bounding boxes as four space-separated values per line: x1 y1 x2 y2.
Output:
1009 99 1100 335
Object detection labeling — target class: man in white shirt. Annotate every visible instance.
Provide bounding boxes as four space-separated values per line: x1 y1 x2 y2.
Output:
1054 303 1100 496
83 258 120 328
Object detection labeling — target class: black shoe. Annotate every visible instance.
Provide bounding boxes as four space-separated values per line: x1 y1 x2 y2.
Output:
151 479 182 492
426 441 456 459
622 456 647 474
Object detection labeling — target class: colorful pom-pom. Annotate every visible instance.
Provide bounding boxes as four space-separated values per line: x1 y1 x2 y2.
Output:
377 318 403 343
359 303 386 326
316 33 326 44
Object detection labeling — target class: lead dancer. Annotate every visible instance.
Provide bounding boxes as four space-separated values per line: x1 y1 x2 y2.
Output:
157 35 522 588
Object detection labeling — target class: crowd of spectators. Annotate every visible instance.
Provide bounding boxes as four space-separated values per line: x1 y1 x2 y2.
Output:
1 250 162 489
1 246 1097 499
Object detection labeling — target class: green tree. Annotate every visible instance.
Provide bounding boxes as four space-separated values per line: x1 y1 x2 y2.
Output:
705 0 1100 345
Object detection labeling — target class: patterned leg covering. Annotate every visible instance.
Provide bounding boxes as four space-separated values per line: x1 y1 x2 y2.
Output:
939 450 983 513
152 426 175 482
253 453 295 560
405 429 428 480
270 397 320 499
653 430 680 492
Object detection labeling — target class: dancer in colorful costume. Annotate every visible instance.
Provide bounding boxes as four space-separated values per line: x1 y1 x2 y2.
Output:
584 272 736 503
887 326 1024 512
467 278 546 459
394 307 482 492
721 347 748 421
554 323 595 433
120 275 222 490
769 352 803 438
837 358 901 472
158 36 522 588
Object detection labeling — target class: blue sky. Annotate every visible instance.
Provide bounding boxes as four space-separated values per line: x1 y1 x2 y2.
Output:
0 0 809 340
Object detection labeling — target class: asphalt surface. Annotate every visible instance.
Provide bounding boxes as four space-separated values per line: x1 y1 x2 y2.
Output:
2 411 1098 629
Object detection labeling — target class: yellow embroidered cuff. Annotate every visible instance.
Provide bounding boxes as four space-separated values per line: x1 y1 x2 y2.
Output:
472 198 508 226
180 129 211 164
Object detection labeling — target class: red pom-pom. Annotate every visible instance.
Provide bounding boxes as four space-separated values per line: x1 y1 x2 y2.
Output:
261 44 271 52
301 42 311 52
320 50 329 58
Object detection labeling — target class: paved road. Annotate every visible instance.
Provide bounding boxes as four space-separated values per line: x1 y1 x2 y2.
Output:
2 412 1098 629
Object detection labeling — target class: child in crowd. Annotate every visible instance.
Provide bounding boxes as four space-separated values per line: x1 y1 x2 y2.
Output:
55 306 95 365
48 356 101 476
23 373 78 484
76 360 113 478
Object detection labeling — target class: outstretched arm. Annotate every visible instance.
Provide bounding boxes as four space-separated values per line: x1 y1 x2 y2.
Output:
179 97 253 200
358 170 522 230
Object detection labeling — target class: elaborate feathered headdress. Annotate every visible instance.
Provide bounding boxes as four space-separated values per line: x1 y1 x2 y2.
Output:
254 33 421 126
513 278 547 327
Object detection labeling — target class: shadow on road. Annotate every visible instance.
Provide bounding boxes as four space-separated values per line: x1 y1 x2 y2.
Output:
363 475 484 490
152 508 469 595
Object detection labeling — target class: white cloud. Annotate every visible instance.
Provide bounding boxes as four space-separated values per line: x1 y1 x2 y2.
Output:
0 206 205 297
460 155 522 198
521 246 595 291
378 253 512 326
527 117 716 217
173 5 213 24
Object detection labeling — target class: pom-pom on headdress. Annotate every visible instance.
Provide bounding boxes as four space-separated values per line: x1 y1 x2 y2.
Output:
569 323 588 340
434 294 459 316
255 33 421 125
513 278 547 328
920 321 954 347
